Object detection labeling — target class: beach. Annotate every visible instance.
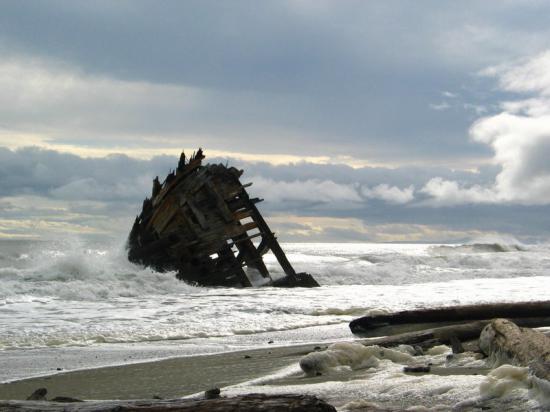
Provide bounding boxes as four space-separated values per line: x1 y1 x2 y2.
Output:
0 343 322 400
3 335 546 410
0 336 495 408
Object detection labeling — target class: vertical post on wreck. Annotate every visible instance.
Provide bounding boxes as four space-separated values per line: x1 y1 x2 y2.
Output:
240 193 298 283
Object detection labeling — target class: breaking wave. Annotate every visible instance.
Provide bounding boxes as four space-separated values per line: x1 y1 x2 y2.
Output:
0 237 194 302
271 241 545 286
1 238 550 355
429 235 527 254
0 238 547 303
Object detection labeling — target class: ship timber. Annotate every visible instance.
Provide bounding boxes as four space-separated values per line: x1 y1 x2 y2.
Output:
127 149 319 288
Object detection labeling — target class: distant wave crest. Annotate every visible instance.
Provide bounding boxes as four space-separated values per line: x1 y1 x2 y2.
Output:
429 242 527 254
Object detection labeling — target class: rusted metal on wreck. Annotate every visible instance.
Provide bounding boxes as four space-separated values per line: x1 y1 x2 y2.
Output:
127 149 319 287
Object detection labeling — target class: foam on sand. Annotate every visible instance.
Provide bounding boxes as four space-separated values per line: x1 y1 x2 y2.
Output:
479 364 530 398
343 400 451 411
455 364 550 410
426 345 451 356
225 343 485 410
299 342 414 376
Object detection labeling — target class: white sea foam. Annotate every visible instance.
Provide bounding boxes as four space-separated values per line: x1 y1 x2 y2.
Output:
479 364 531 398
225 344 487 410
299 342 415 376
266 241 547 286
451 364 550 410
1 240 548 302
531 376 550 408
426 345 451 356
1 238 550 369
223 342 549 410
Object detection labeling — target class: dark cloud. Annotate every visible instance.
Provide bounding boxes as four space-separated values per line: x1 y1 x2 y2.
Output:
2 1 550 160
2 3 550 240
0 147 170 200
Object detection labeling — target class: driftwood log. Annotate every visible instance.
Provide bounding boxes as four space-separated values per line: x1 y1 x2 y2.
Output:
349 301 550 335
360 320 489 350
358 317 550 351
479 318 550 380
0 394 336 412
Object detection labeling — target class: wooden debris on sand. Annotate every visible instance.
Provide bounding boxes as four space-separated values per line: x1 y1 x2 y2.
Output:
349 302 550 376
480 318 550 380
356 317 550 351
0 394 337 412
127 149 318 288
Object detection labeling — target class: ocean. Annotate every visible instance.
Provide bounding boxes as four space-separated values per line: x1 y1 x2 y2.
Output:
1 237 549 385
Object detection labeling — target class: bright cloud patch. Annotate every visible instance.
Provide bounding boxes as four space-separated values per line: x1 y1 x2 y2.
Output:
421 178 497 206
362 184 415 204
249 176 363 206
0 57 204 153
423 50 550 206
250 177 416 207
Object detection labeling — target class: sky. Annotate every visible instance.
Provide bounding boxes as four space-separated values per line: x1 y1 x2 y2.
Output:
2 0 550 243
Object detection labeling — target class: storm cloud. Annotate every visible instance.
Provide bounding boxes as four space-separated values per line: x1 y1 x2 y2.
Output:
1 1 550 161
1 2 550 241
0 146 548 242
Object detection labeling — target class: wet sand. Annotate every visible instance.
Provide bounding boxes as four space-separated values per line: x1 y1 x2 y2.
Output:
0 343 325 401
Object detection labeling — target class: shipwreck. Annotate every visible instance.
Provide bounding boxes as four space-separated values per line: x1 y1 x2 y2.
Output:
127 149 319 288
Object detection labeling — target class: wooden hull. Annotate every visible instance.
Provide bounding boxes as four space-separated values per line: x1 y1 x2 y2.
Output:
127 150 318 288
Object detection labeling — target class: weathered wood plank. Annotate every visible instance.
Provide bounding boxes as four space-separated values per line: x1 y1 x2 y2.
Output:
358 317 550 350
0 394 336 412
232 209 252 221
205 181 234 223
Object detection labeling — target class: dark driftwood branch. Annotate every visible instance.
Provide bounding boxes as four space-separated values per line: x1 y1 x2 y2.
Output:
349 301 550 334
360 320 488 350
0 394 336 412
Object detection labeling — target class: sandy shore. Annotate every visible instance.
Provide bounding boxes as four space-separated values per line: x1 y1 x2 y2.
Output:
0 343 326 401
1 340 546 410
3 326 549 409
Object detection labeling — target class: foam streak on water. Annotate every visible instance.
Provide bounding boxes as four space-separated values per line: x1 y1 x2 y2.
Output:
1 238 549 381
